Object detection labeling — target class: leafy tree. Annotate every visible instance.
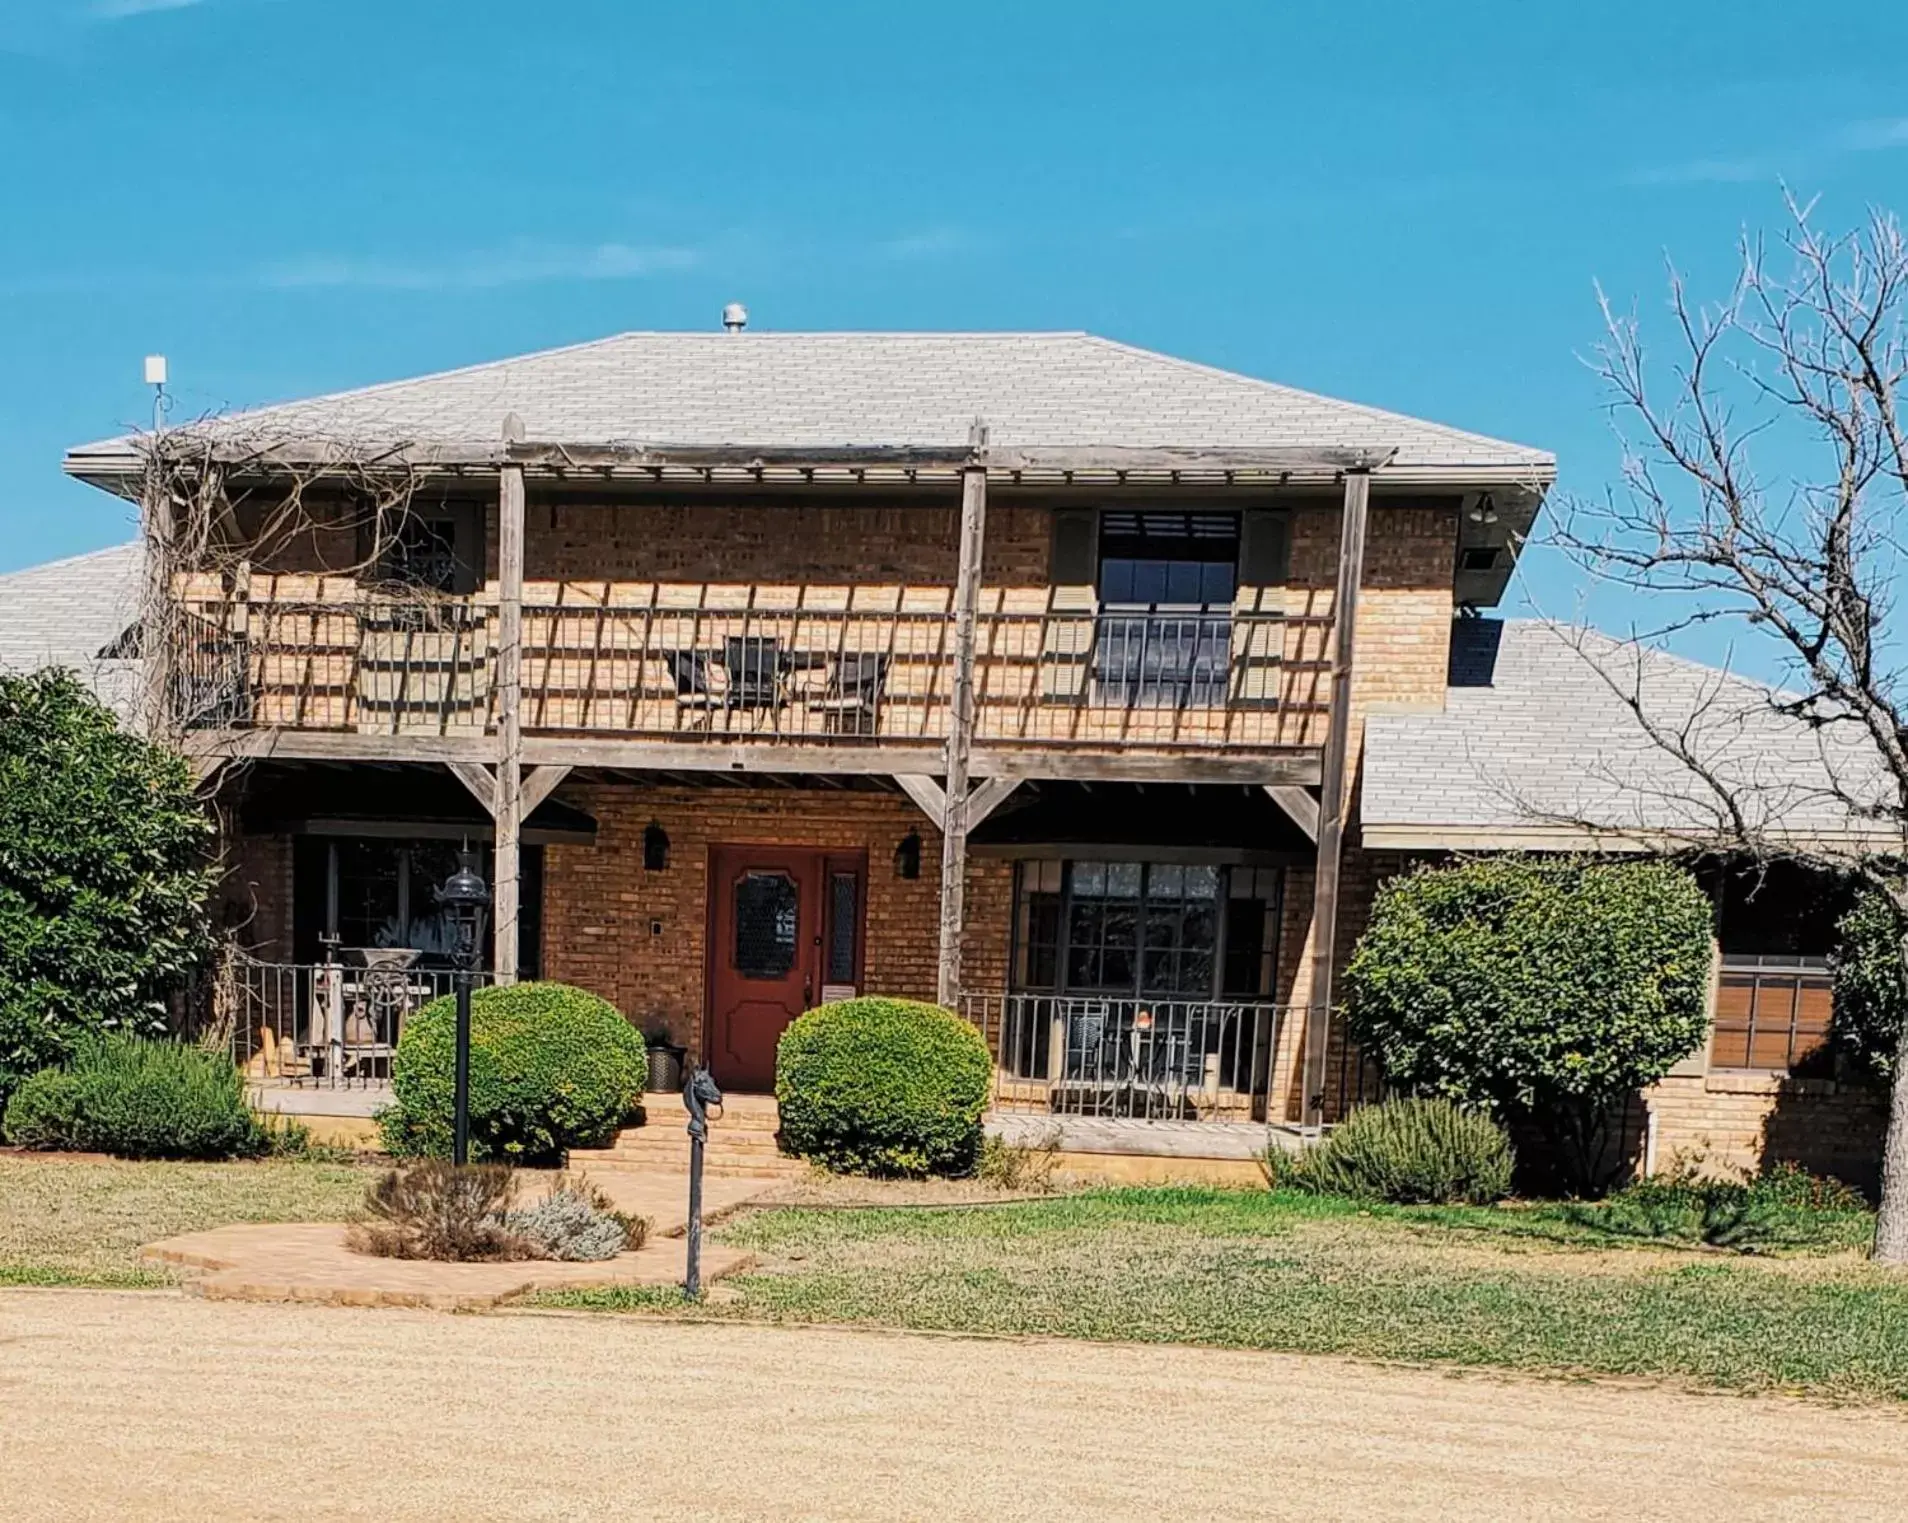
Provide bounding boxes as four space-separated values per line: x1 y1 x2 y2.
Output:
1344 856 1714 1193
1833 886 1908 1081
0 670 213 1099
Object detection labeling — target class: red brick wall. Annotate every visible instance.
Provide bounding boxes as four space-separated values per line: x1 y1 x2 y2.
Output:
540 783 1010 1060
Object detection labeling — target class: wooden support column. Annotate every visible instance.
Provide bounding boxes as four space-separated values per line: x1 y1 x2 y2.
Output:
936 420 988 1009
492 414 527 985
1302 469 1371 1128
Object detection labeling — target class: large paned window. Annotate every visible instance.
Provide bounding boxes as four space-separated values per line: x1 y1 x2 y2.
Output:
1011 859 1282 1001
292 836 542 976
1095 513 1239 707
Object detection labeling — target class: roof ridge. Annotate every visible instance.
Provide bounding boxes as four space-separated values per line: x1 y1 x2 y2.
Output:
0 541 140 581
1076 334 1557 463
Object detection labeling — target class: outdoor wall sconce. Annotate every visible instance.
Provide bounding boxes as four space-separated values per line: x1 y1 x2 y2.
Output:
643 821 670 872
894 830 922 880
1467 492 1500 525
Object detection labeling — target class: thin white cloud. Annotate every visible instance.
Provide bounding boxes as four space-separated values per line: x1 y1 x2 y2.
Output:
1622 156 1781 188
261 241 701 291
875 227 971 261
93 0 205 17
1625 115 1908 189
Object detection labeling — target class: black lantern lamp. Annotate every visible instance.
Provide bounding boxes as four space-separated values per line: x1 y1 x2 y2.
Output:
643 820 670 872
436 851 490 1165
894 830 922 880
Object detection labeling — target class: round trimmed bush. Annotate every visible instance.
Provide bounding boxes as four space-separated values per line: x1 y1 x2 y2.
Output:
775 997 992 1176
379 982 645 1165
1275 1097 1515 1205
2 1034 267 1160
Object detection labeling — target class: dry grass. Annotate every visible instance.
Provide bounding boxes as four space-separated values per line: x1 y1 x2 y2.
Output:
0 1153 377 1286
540 1186 1908 1402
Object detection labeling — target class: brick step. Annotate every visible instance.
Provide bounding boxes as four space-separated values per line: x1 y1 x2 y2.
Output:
571 1149 807 1179
629 1109 781 1137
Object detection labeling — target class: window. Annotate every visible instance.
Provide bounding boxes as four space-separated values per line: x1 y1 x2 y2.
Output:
1711 862 1850 1074
1093 514 1239 708
826 871 860 985
372 506 481 594
292 837 542 976
1712 956 1834 1073
734 871 799 979
1011 859 1281 1000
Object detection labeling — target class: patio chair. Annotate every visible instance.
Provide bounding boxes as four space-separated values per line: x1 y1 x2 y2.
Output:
663 649 723 728
811 651 890 735
722 636 786 710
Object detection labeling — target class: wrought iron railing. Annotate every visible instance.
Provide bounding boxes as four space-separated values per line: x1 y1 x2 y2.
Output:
961 993 1286 1121
170 590 1333 750
228 954 486 1090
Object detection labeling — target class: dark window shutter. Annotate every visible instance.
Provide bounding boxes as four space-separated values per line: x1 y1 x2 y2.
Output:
1050 509 1098 584
1239 510 1290 585
450 503 484 594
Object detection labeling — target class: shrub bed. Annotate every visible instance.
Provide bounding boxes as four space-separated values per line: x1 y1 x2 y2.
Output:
1272 1097 1515 1205
377 982 645 1165
2 1035 267 1160
776 997 992 1176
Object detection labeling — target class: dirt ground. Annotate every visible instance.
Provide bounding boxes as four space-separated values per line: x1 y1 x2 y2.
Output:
1 1289 1903 1522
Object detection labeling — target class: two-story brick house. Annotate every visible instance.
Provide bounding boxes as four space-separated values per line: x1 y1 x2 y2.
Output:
64 327 1555 1138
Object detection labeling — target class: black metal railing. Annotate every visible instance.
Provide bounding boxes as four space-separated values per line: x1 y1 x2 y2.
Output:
962 993 1285 1121
227 954 486 1090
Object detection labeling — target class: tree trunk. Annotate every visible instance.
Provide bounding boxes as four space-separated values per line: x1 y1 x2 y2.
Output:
1873 929 1908 1264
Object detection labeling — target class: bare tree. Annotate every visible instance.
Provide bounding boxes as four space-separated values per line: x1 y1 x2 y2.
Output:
1553 194 1908 1260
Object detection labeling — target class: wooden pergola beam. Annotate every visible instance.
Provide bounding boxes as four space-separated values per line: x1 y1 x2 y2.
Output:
938 421 989 1010
1264 784 1319 843
492 415 527 985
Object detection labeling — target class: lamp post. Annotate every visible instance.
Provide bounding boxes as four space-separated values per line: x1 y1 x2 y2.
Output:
437 852 491 1166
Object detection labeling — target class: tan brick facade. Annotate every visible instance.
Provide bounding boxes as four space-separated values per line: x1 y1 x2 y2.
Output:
1645 1067 1888 1193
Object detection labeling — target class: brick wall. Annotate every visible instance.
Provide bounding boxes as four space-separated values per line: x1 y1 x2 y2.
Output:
540 782 1009 1061
224 833 294 961
1646 1068 1888 1194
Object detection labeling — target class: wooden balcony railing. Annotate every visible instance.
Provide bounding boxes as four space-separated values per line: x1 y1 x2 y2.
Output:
170 586 1334 752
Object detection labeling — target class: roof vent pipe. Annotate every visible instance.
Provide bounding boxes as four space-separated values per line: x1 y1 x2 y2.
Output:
722 302 748 333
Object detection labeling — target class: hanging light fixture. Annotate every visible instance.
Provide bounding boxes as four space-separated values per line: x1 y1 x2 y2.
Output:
643 821 670 872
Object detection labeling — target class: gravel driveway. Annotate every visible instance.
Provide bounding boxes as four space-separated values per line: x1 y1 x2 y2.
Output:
2 1288 1903 1521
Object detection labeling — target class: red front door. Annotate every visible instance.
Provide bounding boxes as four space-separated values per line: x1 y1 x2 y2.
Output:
708 847 845 1091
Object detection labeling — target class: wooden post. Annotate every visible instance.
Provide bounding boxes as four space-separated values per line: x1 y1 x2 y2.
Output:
138 442 176 743
1301 470 1371 1129
492 415 527 985
937 420 988 1009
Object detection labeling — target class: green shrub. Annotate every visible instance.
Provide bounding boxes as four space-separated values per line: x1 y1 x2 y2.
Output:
0 672 214 1103
1271 1097 1515 1205
1345 856 1713 1193
1570 1161 1874 1252
1832 886 1907 1081
377 982 645 1165
1 1035 266 1159
776 997 993 1176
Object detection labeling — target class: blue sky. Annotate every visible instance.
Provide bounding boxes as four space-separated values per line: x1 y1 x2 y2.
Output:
4 0 1906 659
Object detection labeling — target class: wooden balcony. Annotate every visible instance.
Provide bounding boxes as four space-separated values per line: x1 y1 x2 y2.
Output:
169 581 1334 777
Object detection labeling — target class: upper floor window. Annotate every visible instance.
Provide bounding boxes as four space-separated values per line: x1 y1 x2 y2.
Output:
1097 512 1239 607
369 505 483 595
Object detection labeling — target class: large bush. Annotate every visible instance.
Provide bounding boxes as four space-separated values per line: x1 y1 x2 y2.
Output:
378 982 645 1165
1344 856 1713 1192
1272 1097 1514 1205
2 1034 266 1159
0 671 213 1103
1832 886 1906 1081
776 997 993 1176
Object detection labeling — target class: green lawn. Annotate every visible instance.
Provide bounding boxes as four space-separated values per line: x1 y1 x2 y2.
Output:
538 1187 1908 1402
0 1155 376 1287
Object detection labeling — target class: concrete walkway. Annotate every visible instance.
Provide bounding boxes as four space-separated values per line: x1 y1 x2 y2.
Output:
4 1290 1905 1522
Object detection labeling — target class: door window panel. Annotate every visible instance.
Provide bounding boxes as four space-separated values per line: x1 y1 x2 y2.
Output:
734 872 799 979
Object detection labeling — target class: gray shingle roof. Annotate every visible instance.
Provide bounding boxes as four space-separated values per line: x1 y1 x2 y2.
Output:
0 542 144 722
1362 620 1893 849
66 331 1553 480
